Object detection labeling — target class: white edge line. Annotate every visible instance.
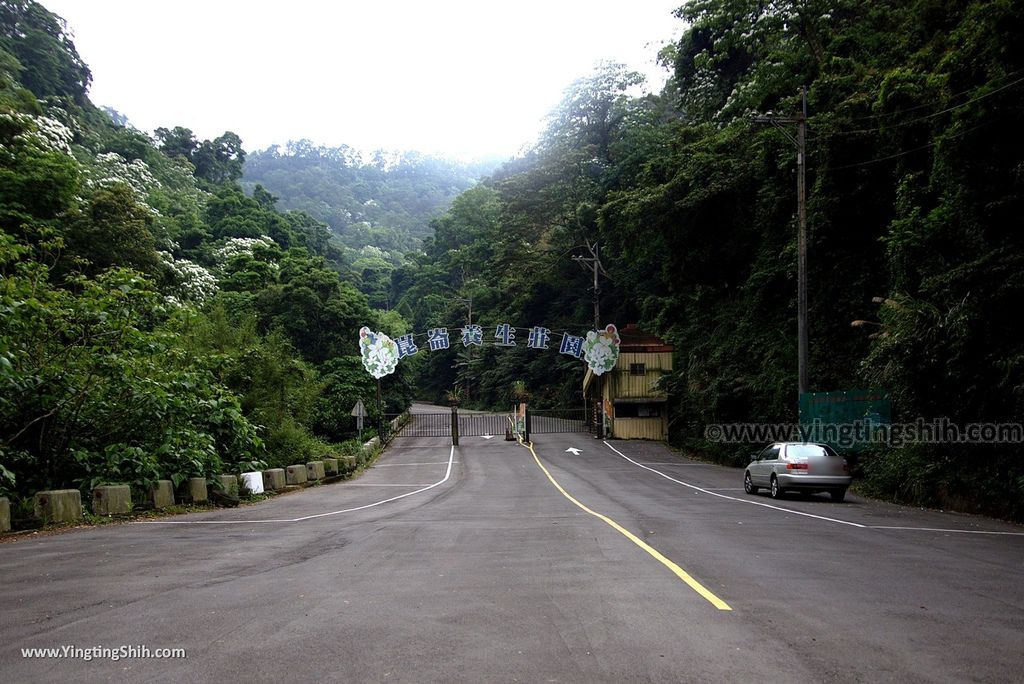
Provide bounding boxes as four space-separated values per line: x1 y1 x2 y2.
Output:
870 525 1024 536
602 441 867 528
343 483 436 487
632 462 716 466
141 446 455 525
604 443 1024 537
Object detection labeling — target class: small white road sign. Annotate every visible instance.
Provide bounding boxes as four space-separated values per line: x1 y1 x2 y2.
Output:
351 400 367 431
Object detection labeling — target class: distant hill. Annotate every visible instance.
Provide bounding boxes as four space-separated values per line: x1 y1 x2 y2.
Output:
242 141 502 256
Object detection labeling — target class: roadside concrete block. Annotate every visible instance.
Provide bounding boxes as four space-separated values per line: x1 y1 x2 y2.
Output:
324 458 339 476
0 497 10 533
150 480 174 509
187 477 208 503
240 471 264 495
285 465 308 485
217 474 239 497
343 455 357 471
262 469 286 491
33 489 82 524
306 461 325 481
91 485 132 516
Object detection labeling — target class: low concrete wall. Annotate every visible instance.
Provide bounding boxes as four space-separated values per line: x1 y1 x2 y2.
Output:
285 465 308 486
217 474 239 497
150 480 174 509
92 485 132 516
0 497 10 533
34 489 82 524
342 455 357 471
187 477 208 503
306 461 326 481
324 458 339 476
262 469 286 491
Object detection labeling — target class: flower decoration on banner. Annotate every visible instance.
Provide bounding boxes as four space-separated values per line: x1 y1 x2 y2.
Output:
359 327 399 379
583 324 621 376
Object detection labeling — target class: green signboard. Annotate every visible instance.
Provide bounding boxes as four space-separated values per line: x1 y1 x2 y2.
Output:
799 389 891 450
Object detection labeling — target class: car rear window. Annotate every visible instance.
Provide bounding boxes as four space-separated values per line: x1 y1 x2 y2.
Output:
787 444 837 459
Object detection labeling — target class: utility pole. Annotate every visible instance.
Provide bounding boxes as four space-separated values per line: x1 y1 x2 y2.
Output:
573 242 605 332
754 87 809 399
455 294 473 401
573 242 609 436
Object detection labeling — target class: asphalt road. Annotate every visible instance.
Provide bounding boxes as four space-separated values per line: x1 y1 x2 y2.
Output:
2 427 1022 683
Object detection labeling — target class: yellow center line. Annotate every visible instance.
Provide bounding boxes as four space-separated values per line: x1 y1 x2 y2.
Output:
520 440 731 611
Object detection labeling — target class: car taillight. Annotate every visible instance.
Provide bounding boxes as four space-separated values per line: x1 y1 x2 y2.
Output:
786 462 809 471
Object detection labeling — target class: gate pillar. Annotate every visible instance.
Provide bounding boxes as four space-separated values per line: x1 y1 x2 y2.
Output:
450 406 459 446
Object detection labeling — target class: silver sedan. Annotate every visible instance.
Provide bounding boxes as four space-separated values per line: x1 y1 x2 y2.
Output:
744 442 852 502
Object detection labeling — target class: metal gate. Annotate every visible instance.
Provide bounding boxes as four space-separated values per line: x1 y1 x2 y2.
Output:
527 408 590 434
385 413 451 438
458 413 509 437
385 407 590 443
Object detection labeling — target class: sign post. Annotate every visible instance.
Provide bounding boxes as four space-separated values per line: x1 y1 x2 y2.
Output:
351 399 367 433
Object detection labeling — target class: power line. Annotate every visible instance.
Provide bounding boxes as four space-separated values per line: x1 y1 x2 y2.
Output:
806 73 1024 142
825 118 1001 171
838 68 1024 122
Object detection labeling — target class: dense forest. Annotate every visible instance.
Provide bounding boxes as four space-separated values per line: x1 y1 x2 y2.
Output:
242 144 497 309
2 0 1023 520
0 0 414 515
388 0 1024 518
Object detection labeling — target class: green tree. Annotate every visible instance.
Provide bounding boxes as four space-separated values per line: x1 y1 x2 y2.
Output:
65 183 160 276
0 0 91 101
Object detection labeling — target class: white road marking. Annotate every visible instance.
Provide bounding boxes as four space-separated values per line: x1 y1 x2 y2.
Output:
604 442 1024 537
870 525 1024 537
374 461 456 467
141 446 455 525
603 441 867 528
565 448 582 455
343 483 435 487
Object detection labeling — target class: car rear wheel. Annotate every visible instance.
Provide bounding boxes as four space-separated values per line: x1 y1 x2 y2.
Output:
769 475 784 499
744 471 758 495
830 488 847 503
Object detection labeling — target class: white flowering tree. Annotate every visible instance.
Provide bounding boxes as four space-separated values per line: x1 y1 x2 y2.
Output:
87 151 161 196
0 112 75 157
0 111 81 225
214 235 278 264
158 251 218 307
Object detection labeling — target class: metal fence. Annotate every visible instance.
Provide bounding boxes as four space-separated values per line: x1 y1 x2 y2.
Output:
384 413 451 438
528 408 590 434
459 413 510 437
384 407 590 443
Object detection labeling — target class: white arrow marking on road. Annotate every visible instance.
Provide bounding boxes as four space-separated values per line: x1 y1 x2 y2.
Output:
565 448 582 455
482 435 494 440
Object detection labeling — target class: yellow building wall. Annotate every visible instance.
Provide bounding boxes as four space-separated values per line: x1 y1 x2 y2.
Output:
607 351 672 440
613 417 667 440
607 352 672 400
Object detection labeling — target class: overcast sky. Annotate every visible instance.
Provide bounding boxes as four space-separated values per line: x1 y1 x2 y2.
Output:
42 1 684 160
